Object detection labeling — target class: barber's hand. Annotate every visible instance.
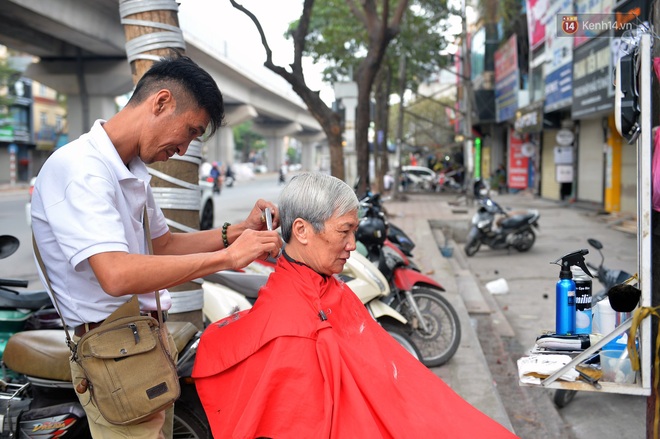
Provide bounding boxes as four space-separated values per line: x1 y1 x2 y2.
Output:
225 229 282 270
244 199 279 231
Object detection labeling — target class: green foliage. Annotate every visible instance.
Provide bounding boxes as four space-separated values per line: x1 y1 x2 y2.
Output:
389 94 456 150
0 57 18 120
298 0 366 82
476 0 523 36
286 146 298 164
233 121 266 152
297 0 452 88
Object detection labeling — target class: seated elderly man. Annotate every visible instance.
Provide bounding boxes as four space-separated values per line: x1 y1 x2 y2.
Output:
193 172 517 439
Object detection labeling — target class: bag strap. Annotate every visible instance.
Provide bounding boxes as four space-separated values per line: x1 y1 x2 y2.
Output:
33 234 75 350
142 206 165 328
32 205 164 349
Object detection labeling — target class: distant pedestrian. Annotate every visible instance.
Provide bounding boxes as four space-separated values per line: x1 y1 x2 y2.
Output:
210 162 221 193
494 163 507 194
279 165 287 185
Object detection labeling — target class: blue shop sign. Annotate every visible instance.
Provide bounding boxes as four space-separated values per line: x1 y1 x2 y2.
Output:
495 71 519 122
544 62 573 112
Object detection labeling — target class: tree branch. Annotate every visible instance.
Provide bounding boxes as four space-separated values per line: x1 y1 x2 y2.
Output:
229 0 274 66
346 0 367 26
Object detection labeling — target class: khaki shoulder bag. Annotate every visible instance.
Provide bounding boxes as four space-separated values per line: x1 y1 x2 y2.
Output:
32 206 180 425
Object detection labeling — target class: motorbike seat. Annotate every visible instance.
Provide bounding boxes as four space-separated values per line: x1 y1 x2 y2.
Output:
168 321 199 354
500 213 536 229
3 323 198 382
4 330 72 381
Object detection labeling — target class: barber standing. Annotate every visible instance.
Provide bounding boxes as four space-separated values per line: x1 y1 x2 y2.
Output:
30 55 282 438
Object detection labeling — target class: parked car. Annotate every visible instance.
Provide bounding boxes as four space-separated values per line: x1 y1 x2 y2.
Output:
401 165 437 191
26 176 215 231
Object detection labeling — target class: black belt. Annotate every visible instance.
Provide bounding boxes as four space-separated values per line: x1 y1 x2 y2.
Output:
73 311 168 337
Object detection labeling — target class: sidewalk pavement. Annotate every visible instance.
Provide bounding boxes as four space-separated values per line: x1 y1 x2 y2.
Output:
381 190 644 439
382 192 518 433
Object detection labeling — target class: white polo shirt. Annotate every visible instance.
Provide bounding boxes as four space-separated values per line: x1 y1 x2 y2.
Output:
31 120 172 327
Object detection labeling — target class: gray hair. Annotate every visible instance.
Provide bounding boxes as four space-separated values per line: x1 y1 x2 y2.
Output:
279 172 359 243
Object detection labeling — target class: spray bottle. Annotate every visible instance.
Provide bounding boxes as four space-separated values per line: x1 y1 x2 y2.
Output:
551 249 593 335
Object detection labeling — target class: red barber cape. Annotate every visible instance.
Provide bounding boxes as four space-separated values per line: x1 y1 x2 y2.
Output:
193 256 518 439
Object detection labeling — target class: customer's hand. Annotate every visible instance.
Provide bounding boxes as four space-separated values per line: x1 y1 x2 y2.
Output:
225 229 282 270
243 199 279 231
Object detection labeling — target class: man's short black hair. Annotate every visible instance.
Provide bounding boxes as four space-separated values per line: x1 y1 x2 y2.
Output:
129 55 225 137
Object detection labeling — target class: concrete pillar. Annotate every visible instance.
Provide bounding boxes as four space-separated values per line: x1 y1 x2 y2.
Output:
252 122 302 172
203 126 234 167
334 81 358 185
67 95 117 139
294 132 325 172
200 104 257 167
264 136 285 172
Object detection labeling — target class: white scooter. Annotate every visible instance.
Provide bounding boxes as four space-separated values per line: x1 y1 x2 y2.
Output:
202 251 421 360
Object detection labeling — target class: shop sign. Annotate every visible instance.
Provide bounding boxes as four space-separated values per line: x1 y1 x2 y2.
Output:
570 0 615 47
544 63 573 112
572 36 613 118
0 125 13 142
556 129 575 146
514 103 543 133
544 0 573 112
556 164 574 183
525 0 547 50
508 128 529 189
495 35 519 122
554 145 574 164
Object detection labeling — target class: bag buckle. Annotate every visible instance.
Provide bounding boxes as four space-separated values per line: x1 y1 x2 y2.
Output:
128 323 140 344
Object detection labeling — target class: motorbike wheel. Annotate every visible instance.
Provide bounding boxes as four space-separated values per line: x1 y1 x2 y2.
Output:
514 229 536 252
394 287 462 367
464 237 481 257
173 393 212 438
381 322 422 361
553 389 577 408
200 199 214 231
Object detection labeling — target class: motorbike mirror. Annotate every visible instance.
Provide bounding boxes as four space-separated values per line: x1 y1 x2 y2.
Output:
587 238 603 250
0 235 20 260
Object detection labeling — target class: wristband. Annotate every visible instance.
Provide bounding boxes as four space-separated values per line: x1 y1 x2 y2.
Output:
222 222 231 248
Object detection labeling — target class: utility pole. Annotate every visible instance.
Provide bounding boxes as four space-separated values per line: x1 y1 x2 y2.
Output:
119 0 203 329
461 0 474 194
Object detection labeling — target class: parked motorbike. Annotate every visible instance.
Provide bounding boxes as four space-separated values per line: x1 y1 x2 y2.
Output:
0 235 211 438
358 190 416 257
354 179 416 257
202 255 423 361
553 237 635 409
585 238 635 304
356 208 462 367
0 235 61 362
464 196 540 257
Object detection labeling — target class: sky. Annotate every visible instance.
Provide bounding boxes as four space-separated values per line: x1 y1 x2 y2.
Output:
177 0 334 103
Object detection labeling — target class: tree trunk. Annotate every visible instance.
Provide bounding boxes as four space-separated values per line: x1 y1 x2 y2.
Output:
392 54 407 201
355 62 377 196
373 64 391 194
120 0 203 329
